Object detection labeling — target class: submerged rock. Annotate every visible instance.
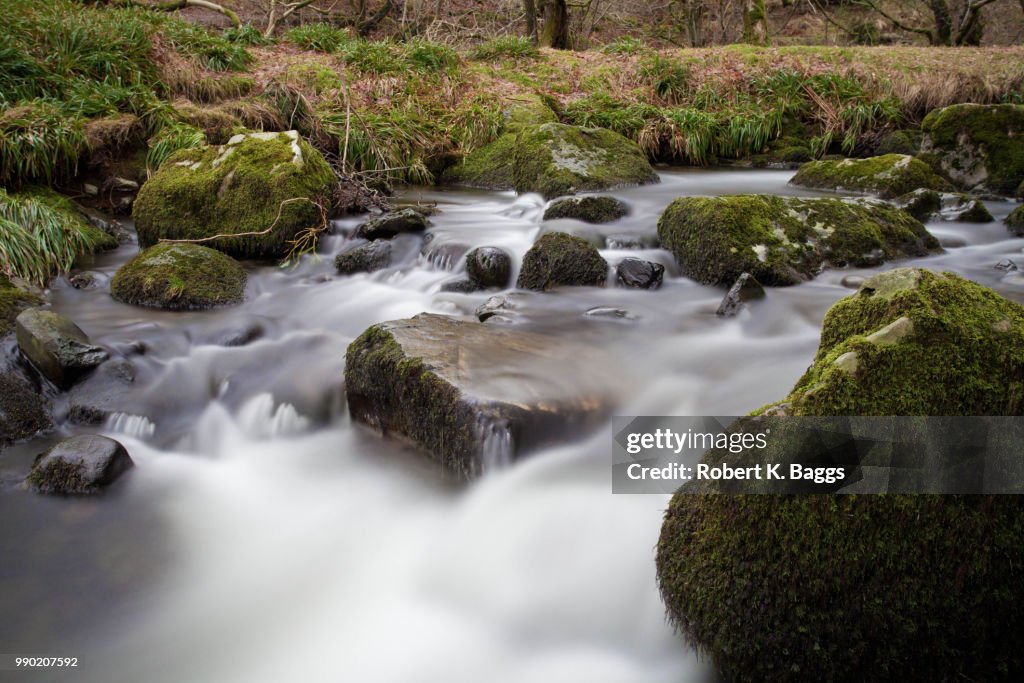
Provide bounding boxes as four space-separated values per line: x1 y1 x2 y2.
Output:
657 268 1024 682
920 103 1024 196
791 154 948 198
465 247 512 289
352 209 429 240
345 313 616 477
443 122 658 199
111 243 247 310
335 240 393 275
895 189 994 223
28 435 134 495
543 196 629 223
715 272 765 317
615 258 664 289
656 195 940 286
15 308 108 389
439 278 480 293
133 131 335 259
517 232 608 291
68 359 136 425
475 295 518 322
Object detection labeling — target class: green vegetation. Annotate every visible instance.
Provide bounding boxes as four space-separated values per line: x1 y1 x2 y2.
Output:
470 36 539 61
0 274 41 338
111 243 247 310
543 196 628 223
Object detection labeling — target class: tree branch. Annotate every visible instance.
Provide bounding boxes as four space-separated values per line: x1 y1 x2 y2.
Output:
855 0 934 42
148 0 242 27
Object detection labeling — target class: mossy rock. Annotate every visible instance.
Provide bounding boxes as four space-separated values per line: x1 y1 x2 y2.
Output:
0 275 42 338
335 241 392 275
790 154 949 199
133 131 335 259
502 93 558 130
657 269 1024 681
27 434 133 495
656 195 940 286
921 104 1024 196
444 122 658 200
516 232 609 291
0 367 50 446
543 196 628 223
111 243 247 310
893 188 942 221
875 129 922 156
1007 205 1024 236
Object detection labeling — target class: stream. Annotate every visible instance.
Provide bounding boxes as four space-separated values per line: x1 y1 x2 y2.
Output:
1 168 1021 683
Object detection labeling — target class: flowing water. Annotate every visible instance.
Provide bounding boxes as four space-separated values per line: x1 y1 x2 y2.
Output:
1 168 1021 683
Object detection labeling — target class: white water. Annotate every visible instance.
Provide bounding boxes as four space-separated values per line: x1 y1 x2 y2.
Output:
1 168 1021 683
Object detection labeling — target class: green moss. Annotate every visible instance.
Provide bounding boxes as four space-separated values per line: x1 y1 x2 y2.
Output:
791 154 949 199
445 122 658 200
921 104 1024 195
516 232 608 291
133 131 335 260
1007 205 1024 236
543 196 628 223
110 243 247 310
876 129 922 156
894 188 942 221
0 276 42 338
502 93 558 131
656 195 940 286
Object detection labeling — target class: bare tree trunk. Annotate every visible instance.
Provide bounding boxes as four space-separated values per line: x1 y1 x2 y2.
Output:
685 0 707 47
742 0 768 44
929 0 953 44
524 0 537 42
538 0 569 48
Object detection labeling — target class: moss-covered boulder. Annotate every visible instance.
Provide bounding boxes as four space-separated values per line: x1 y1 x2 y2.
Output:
790 154 949 198
543 196 629 223
345 313 616 477
111 243 247 310
1007 205 1024 236
657 269 1024 682
501 93 558 130
444 123 658 199
133 131 335 259
28 434 134 495
656 195 940 286
921 104 1024 196
517 232 608 290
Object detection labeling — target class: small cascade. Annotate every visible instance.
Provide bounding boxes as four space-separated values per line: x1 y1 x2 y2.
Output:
236 393 311 439
477 415 514 474
106 413 156 439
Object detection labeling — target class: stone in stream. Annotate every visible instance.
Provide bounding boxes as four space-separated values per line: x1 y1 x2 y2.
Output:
111 243 247 310
657 268 1024 682
1006 205 1024 236
475 295 519 322
68 359 136 425
439 278 480 294
790 154 949 199
15 308 108 389
542 196 629 223
995 259 1018 272
656 195 940 286
517 232 608 291
352 208 429 240
894 189 994 223
443 122 659 200
27 434 134 495
133 131 335 259
0 366 51 446
465 247 512 289
715 272 765 317
420 234 469 271
335 240 393 275
345 313 617 477
893 188 942 221
615 258 664 289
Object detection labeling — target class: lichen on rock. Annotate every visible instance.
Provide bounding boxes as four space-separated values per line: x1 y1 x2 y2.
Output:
790 154 949 198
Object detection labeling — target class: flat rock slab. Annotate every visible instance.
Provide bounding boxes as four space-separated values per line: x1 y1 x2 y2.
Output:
15 308 108 389
345 313 617 477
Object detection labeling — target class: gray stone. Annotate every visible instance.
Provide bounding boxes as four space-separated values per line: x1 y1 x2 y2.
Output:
15 308 108 389
716 273 766 317
466 247 512 288
0 366 51 446
68 359 136 425
335 241 393 275
616 258 664 289
353 209 428 240
28 434 134 495
439 278 480 294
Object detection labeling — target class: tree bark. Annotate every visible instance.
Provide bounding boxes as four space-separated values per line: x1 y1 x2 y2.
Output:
524 0 538 42
742 0 768 45
538 0 569 49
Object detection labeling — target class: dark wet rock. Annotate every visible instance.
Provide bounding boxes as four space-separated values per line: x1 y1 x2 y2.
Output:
716 272 766 317
584 307 637 320
0 275 42 338
1006 205 1024 236
543 196 629 223
68 359 136 425
15 308 108 389
615 258 664 290
0 366 51 446
420 234 468 271
203 321 265 347
353 209 429 240
28 434 134 495
345 313 617 477
335 240 393 275
894 188 942 221
68 272 99 290
111 243 247 310
537 223 605 248
466 247 512 288
995 259 1019 272
439 278 480 294
657 195 940 286
517 232 608 291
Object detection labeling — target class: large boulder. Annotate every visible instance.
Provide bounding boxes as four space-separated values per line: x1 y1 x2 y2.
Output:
15 308 108 389
27 434 134 495
133 131 335 259
657 269 1024 682
111 243 247 310
517 232 608 291
790 154 949 198
920 103 1024 196
543 196 629 223
345 313 616 477
1007 205 1024 236
656 195 940 286
444 122 658 199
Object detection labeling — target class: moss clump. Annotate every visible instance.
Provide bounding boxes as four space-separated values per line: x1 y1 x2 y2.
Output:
1006 205 1024 236
876 129 922 156
656 195 940 286
444 122 658 200
502 93 558 130
921 104 1024 196
791 154 949 199
0 276 42 338
658 269 1024 682
543 196 628 223
133 131 335 259
111 243 247 310
516 232 608 291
